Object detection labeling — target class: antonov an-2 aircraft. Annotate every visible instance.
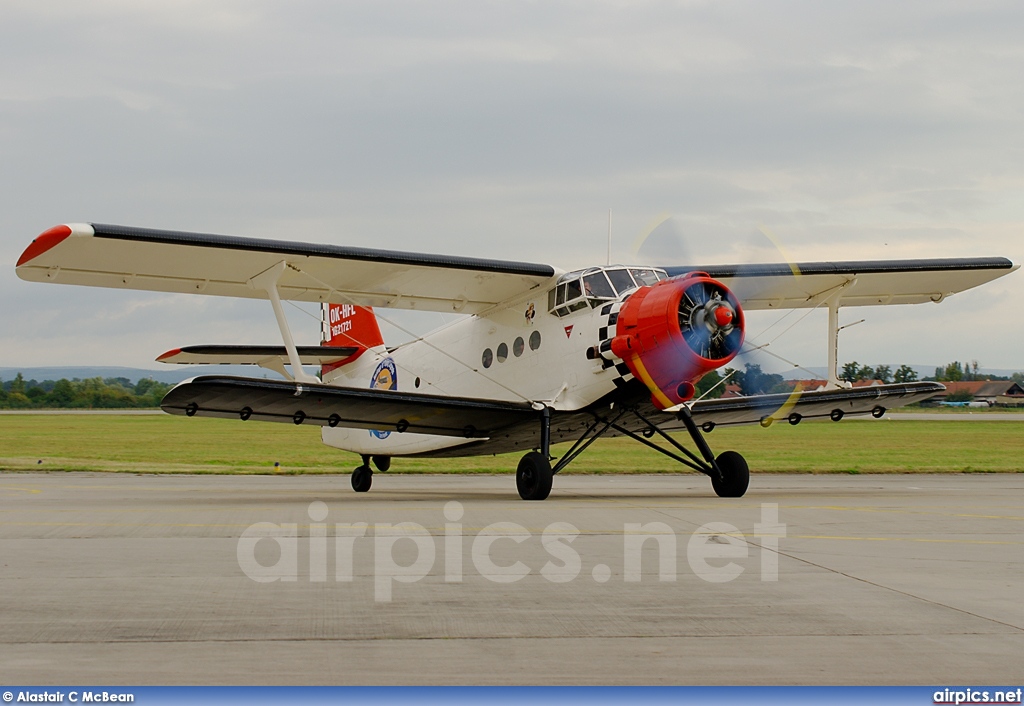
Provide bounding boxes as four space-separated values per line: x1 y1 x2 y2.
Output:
16 223 1018 500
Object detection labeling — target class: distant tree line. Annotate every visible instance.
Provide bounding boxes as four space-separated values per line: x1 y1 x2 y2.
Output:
0 374 172 409
926 360 1024 383
842 359 1023 385
840 362 918 384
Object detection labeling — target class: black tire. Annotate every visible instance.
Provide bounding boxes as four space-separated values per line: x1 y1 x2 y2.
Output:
351 465 373 493
711 450 749 498
372 455 391 472
516 451 553 501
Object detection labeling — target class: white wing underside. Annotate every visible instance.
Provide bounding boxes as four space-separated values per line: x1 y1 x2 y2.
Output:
16 223 559 315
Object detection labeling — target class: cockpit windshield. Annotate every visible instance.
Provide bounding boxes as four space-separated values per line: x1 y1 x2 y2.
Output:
605 268 635 293
629 268 662 286
547 265 668 317
583 272 615 299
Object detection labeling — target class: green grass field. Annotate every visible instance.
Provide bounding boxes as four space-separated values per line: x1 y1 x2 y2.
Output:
1 413 1021 474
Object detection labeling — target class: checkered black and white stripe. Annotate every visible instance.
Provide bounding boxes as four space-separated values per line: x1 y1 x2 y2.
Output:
596 299 634 387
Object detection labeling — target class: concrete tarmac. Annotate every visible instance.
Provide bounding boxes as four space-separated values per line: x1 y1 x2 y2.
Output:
1 472 1022 685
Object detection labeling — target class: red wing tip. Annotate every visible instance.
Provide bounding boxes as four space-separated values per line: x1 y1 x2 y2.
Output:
156 348 182 362
17 225 74 267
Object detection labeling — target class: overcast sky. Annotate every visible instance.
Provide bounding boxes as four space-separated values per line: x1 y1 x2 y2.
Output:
1 0 1021 376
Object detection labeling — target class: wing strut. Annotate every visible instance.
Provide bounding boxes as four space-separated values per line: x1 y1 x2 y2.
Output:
827 300 846 389
825 281 859 390
249 261 319 384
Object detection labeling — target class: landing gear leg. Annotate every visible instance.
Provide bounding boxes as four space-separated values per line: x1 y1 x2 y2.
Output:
517 407 553 501
677 406 748 498
522 404 749 499
351 454 373 493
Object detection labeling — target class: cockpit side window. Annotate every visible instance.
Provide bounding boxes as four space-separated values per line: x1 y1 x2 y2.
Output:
564 278 587 311
565 278 583 302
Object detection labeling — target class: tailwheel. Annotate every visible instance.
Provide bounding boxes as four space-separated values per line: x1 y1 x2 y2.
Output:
351 464 373 493
711 450 749 498
516 451 553 501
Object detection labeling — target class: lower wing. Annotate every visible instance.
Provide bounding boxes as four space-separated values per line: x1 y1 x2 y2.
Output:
685 381 943 428
161 375 536 438
162 376 943 458
418 381 945 457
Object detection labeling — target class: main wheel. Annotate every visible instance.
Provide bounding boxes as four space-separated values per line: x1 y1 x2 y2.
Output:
711 450 749 498
516 451 553 501
351 465 373 493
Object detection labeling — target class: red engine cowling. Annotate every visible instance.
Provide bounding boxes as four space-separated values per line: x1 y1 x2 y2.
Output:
609 272 745 409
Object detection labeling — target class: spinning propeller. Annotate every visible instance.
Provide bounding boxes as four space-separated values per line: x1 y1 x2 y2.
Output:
623 216 818 413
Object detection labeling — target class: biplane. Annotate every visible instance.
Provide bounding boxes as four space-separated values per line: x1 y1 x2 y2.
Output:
16 223 1017 499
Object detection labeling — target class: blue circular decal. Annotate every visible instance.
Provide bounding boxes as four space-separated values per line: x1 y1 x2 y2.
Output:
369 357 397 439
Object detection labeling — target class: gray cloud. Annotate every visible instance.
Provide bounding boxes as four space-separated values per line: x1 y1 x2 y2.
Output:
2 0 1021 371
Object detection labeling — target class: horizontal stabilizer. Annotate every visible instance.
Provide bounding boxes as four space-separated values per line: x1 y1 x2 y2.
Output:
157 345 359 366
161 375 535 438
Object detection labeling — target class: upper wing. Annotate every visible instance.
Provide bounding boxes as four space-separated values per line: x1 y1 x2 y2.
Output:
665 258 1018 310
16 223 558 314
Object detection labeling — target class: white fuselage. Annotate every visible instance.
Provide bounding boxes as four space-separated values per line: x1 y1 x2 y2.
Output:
321 283 629 456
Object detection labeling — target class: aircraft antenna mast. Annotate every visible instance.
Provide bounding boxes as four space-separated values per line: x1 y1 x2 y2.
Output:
607 209 612 265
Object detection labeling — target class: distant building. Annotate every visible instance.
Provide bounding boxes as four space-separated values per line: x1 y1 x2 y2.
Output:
926 380 1024 407
721 383 744 398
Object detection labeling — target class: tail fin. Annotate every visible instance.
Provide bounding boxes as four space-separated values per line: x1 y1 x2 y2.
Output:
320 303 385 378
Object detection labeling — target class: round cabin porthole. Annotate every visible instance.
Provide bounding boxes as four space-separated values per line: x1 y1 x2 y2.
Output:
529 330 541 350
513 337 525 357
482 348 493 368
496 342 508 362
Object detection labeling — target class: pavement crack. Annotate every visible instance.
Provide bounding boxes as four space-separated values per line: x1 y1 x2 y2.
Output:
763 542 1024 634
